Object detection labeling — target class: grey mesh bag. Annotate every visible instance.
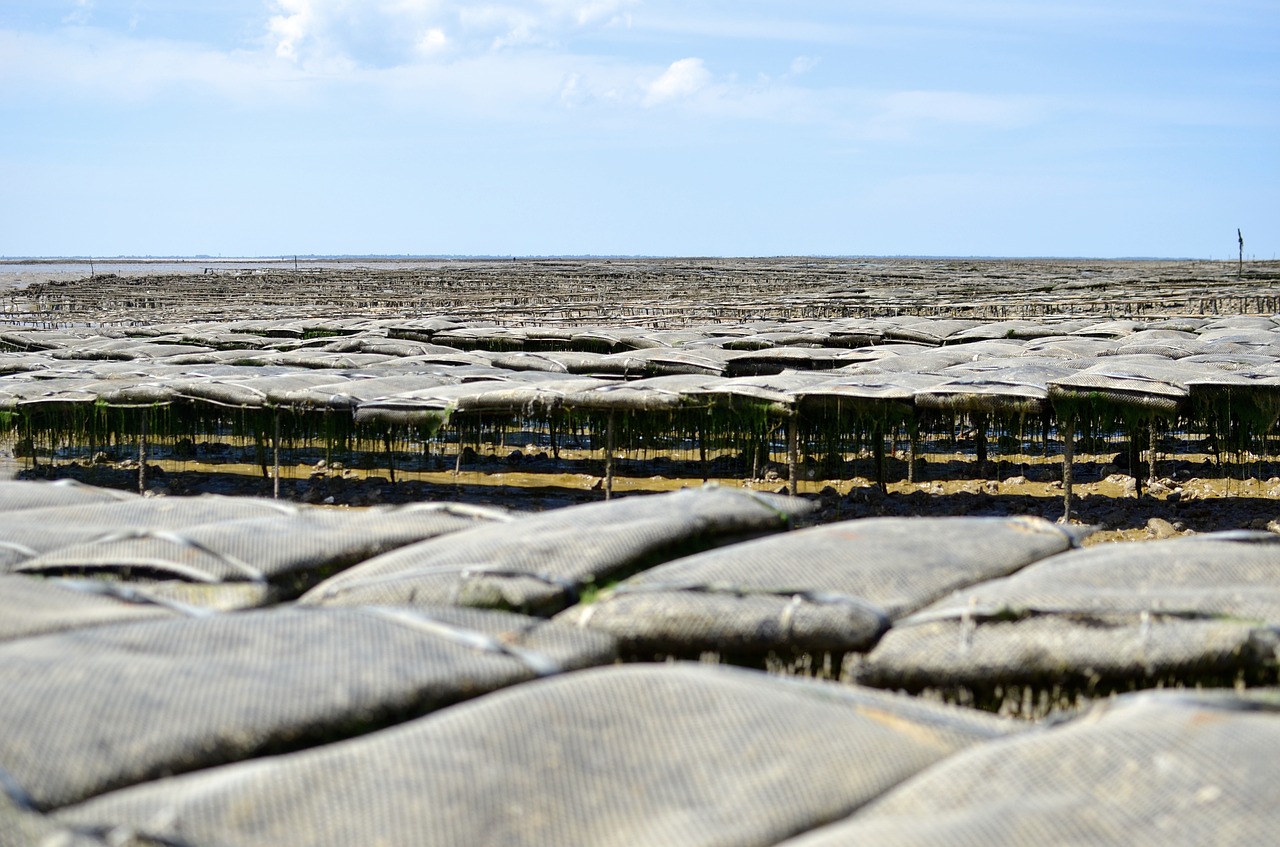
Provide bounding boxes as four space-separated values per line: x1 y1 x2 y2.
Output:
852 532 1280 714
53 664 1017 847
300 486 813 616
0 575 177 642
0 496 298 573
560 516 1078 660
11 503 510 606
0 792 103 847
774 691 1280 847
0 606 615 811
0 480 135 513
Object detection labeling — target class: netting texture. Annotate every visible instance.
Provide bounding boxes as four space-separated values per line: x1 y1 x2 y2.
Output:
775 692 1280 847
0 480 135 513
853 533 1280 704
0 575 177 642
0 790 103 847
560 516 1077 658
53 664 1014 847
0 496 297 572
10 503 509 597
300 487 813 616
0 606 616 810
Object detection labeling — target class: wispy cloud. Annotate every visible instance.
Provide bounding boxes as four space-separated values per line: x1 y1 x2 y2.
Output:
2 2 1061 141
61 0 94 26
266 0 637 67
643 57 711 106
787 56 820 78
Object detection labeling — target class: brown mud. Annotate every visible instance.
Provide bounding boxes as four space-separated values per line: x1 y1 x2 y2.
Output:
7 256 1280 326
16 445 1278 546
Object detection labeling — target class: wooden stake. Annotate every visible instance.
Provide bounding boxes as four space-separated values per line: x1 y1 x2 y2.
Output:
1060 417 1074 523
138 412 148 495
272 410 281 500
973 412 988 478
873 423 886 494
1128 425 1143 498
1148 418 1159 487
907 420 920 484
787 412 798 496
604 411 616 500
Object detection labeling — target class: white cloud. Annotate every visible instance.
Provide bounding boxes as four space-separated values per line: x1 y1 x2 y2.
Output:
788 56 819 77
415 27 449 56
62 0 94 26
267 0 311 61
643 57 711 106
540 0 636 27
265 0 637 68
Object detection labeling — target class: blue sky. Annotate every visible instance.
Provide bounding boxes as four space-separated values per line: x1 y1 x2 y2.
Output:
1 1 1276 258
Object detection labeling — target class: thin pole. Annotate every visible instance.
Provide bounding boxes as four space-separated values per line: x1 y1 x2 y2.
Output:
907 418 920 484
384 432 396 484
1148 418 1159 488
873 423 886 494
698 421 708 483
1060 417 1074 523
272 410 281 500
138 411 148 495
454 423 464 479
1128 424 1143 498
973 412 988 478
787 412 798 496
604 411 616 500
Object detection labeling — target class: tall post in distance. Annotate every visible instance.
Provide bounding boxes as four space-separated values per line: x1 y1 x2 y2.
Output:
1238 229 1244 278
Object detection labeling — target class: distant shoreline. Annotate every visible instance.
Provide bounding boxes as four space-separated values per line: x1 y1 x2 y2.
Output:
0 254 1216 264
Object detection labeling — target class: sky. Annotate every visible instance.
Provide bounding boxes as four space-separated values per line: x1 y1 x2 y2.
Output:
1 1 1276 258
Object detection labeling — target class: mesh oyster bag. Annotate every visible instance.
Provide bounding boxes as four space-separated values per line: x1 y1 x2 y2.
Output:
10 502 509 607
775 690 1280 847
0 606 615 810
852 532 1280 713
52 664 1017 847
560 516 1078 660
300 486 813 616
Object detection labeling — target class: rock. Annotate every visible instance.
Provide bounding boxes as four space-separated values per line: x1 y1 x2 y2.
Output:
1146 517 1179 539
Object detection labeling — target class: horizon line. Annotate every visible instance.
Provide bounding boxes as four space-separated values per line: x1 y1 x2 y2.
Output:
1 253 1243 263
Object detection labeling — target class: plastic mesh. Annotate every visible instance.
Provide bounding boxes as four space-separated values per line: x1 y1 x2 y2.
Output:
0 606 616 810
300 487 813 616
0 497 297 572
776 692 1280 847
853 533 1280 712
53 664 1015 847
12 503 509 599
0 480 135 513
561 516 1078 659
0 575 177 642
